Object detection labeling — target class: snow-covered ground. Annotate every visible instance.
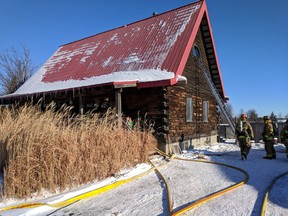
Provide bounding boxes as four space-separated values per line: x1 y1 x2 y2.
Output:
1 140 288 216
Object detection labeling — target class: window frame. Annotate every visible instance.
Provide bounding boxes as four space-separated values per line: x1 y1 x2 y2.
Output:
186 97 193 122
192 45 201 59
203 101 209 123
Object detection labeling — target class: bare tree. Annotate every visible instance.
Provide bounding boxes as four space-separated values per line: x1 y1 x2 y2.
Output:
0 47 36 95
247 109 258 121
219 102 234 124
225 103 233 118
239 108 245 117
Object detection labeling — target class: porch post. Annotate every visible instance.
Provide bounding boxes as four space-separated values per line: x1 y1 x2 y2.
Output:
79 95 84 115
115 88 122 126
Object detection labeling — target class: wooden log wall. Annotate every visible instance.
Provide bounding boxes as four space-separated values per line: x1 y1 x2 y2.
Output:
167 29 218 144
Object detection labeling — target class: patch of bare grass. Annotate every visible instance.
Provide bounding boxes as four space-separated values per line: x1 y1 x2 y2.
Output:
0 104 156 199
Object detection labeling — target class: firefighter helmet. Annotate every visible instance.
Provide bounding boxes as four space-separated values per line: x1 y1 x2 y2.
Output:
240 114 247 119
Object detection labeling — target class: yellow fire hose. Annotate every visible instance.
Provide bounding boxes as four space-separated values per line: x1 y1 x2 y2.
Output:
155 148 249 216
0 166 158 212
148 158 173 214
260 171 288 216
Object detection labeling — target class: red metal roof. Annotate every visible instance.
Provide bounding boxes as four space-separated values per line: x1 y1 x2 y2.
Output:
43 1 202 83
12 0 226 99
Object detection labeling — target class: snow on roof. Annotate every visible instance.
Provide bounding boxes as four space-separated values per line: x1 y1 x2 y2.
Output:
10 1 214 97
14 67 177 95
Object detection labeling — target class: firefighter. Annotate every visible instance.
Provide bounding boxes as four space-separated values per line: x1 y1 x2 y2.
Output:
280 119 288 159
262 116 276 159
235 113 254 160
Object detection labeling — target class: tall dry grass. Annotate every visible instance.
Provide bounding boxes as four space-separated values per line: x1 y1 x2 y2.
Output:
0 103 157 199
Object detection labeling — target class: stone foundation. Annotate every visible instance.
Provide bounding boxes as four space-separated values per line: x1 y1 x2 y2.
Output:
158 134 218 154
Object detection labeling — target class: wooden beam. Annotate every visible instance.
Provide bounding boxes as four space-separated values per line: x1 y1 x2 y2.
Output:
79 95 84 115
115 88 122 126
114 83 137 89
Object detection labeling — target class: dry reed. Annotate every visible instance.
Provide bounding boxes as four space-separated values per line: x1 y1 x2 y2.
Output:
0 103 157 199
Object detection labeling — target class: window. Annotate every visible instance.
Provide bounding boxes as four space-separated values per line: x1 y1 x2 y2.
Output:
186 98 193 122
192 45 200 58
203 101 209 122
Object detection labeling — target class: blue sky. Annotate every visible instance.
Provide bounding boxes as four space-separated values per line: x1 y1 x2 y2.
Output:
0 0 287 117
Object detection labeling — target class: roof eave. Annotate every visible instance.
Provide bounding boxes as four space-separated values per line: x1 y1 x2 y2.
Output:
202 2 227 99
136 79 175 89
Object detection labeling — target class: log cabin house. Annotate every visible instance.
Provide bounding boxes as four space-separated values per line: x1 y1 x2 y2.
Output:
1 0 229 153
